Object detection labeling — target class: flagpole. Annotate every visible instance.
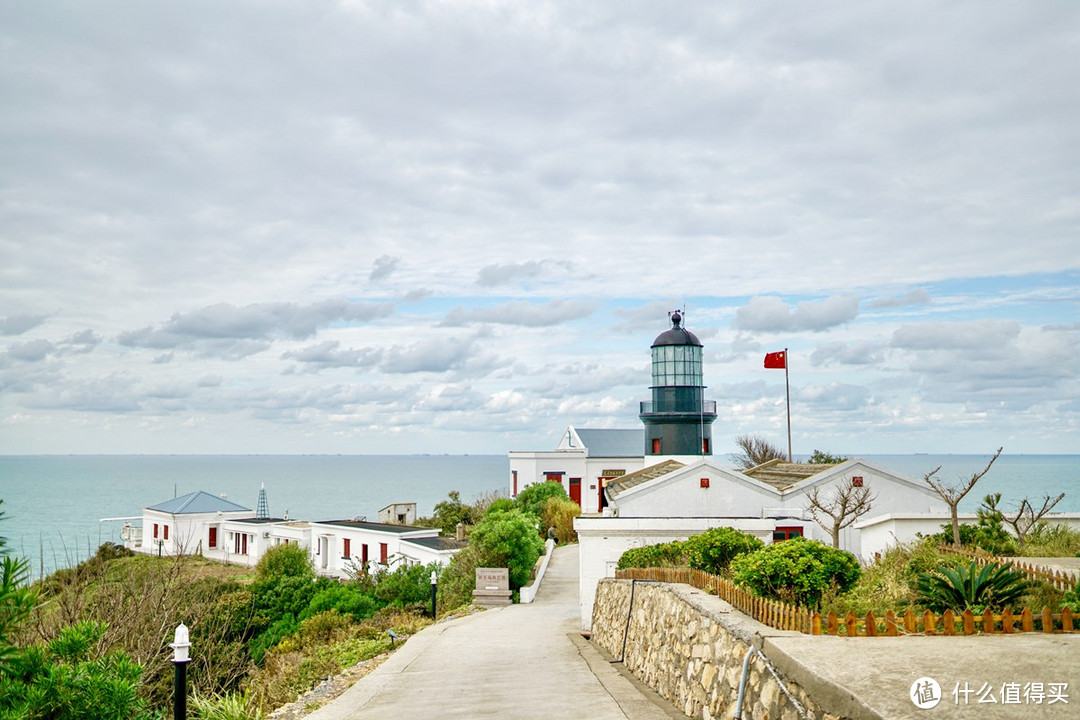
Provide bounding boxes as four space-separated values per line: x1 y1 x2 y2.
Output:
785 347 791 462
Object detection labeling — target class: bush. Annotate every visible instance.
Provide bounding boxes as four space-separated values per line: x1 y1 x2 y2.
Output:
485 498 515 517
541 497 580 544
371 563 439 609
304 584 380 621
616 541 688 570
731 537 861 607
514 482 568 519
0 621 154 720
467 509 544 590
1024 523 1080 557
435 545 483 613
255 543 314 582
916 561 1029 612
685 527 764 575
1063 583 1080 613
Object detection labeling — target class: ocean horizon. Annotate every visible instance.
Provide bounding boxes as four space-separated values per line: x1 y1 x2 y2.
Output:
2 453 1078 578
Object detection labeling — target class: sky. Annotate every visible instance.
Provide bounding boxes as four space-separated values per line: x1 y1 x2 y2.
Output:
1 1 1078 457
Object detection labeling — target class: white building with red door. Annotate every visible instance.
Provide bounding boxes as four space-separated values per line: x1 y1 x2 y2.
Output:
509 426 647 514
125 490 464 576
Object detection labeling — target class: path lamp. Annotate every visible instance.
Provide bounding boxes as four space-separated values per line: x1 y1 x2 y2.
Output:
430 570 438 619
170 623 191 720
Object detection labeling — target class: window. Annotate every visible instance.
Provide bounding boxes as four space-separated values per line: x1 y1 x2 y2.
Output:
545 472 562 483
208 527 217 548
163 525 169 540
379 543 388 564
773 526 803 542
652 438 661 454
241 534 248 555
852 476 864 487
153 523 159 539
362 544 369 564
700 477 710 488
343 538 351 558
702 438 710 454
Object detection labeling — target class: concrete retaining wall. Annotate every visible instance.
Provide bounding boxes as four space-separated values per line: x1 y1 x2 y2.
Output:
592 578 865 720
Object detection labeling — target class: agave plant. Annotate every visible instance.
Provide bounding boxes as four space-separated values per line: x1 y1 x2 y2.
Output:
916 560 1028 612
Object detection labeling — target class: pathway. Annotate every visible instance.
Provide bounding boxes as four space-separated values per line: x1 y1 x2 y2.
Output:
304 545 679 720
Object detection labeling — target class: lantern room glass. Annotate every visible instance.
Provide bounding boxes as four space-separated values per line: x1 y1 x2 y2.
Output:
651 344 703 387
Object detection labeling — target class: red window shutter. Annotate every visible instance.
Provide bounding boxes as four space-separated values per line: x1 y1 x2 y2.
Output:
153 523 159 539
852 476 864 487
652 438 661 454
208 527 217 548
362 544 369 564
700 477 710 488
343 538 351 558
380 543 388 564
163 525 169 540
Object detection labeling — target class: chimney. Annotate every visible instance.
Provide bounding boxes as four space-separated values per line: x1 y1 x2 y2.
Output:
455 522 466 542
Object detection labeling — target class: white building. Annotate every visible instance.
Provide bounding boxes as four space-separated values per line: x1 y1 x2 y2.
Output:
125 490 464 577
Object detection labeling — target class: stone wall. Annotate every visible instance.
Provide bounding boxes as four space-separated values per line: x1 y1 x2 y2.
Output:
592 579 854 720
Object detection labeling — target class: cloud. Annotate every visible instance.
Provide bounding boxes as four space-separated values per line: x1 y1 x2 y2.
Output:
811 341 888 366
733 295 860 333
281 340 374 370
869 289 931 308
476 261 574 288
370 255 400 281
890 319 1021 350
441 299 597 327
6 339 55 362
118 300 394 355
0 314 49 336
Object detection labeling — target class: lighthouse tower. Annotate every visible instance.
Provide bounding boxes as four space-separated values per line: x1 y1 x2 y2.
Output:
639 311 717 456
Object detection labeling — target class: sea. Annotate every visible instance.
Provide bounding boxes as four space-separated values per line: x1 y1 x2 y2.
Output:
1 453 1078 579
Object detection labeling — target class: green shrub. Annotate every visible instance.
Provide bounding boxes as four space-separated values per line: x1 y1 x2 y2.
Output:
371 563 439 608
435 545 483 613
0 621 154 720
304 584 380 621
468 509 544 590
514 482 569 519
685 527 764 575
616 541 688 570
731 537 861 607
255 543 314 582
541 497 580 544
1063 582 1080 613
916 561 1029 612
485 498 515 516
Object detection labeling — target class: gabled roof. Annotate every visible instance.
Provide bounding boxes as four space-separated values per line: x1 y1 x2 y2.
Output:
605 459 686 499
147 490 251 515
574 428 643 457
742 459 836 491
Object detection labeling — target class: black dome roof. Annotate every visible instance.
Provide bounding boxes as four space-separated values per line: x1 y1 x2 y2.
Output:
651 311 702 347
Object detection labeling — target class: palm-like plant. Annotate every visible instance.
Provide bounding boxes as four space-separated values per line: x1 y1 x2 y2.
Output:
916 560 1028 612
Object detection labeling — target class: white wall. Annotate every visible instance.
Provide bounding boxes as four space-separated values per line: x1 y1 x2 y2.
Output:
510 449 647 514
574 516 794 631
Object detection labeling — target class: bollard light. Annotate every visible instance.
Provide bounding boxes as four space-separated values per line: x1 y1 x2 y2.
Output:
170 623 191 720
170 623 191 662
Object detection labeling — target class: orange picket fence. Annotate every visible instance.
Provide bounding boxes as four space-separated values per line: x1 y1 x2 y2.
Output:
614 567 1079 637
937 544 1079 592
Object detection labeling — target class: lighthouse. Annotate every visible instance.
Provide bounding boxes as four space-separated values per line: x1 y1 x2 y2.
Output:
639 311 717 456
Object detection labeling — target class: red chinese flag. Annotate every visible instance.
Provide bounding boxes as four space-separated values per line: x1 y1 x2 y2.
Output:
764 351 786 369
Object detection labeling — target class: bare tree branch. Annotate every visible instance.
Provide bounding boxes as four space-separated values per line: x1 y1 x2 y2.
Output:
731 434 787 469
1001 493 1066 548
923 447 1003 546
806 482 876 548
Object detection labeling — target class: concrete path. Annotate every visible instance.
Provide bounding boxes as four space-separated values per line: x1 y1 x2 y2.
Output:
304 545 679 720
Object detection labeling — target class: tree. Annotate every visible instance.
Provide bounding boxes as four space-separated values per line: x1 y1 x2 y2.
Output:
730 434 786 469
923 448 1002 547
467 509 544 590
806 482 876 548
998 493 1066 549
514 481 568 520
807 449 848 464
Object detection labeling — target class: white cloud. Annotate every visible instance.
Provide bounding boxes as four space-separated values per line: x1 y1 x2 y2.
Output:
733 295 860 333
441 299 597 327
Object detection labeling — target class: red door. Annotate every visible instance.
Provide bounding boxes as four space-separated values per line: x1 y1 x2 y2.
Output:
569 477 581 506
208 527 217 548
380 543 388 564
